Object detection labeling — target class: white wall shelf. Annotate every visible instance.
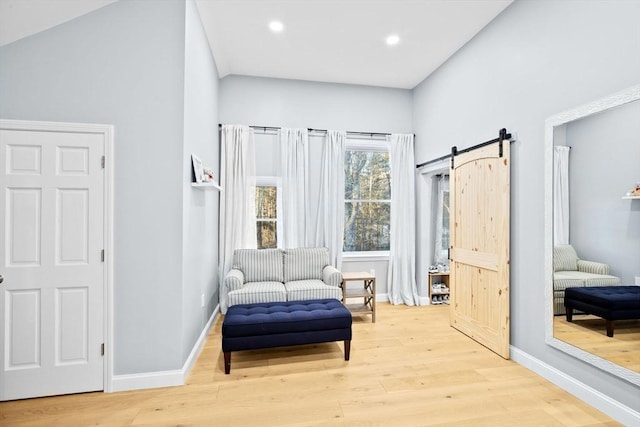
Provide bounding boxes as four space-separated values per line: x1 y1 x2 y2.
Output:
622 196 640 200
192 182 223 191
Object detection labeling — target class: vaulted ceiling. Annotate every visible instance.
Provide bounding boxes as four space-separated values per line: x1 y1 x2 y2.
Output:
0 0 512 89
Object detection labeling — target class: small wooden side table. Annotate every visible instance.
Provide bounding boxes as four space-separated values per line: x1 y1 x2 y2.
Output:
341 271 376 322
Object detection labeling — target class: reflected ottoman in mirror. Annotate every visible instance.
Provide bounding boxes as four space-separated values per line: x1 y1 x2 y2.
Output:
564 286 640 337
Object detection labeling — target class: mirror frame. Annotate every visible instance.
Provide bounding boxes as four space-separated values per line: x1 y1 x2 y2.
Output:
544 83 640 386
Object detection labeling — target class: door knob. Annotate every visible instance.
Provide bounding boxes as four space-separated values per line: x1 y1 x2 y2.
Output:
0 274 3 284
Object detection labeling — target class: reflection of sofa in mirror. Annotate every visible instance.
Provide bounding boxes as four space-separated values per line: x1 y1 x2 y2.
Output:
553 244 621 315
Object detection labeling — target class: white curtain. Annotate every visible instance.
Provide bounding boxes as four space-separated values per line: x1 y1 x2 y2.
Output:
386 134 420 306
219 125 256 312
434 174 450 265
280 128 311 248
553 146 570 245
314 130 346 267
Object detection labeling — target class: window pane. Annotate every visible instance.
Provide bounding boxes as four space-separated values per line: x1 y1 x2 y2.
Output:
442 191 450 251
343 201 390 251
256 186 277 219
257 221 277 249
345 151 390 200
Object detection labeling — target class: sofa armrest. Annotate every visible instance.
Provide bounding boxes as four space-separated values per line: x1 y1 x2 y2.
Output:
577 260 610 275
224 269 245 292
322 265 343 287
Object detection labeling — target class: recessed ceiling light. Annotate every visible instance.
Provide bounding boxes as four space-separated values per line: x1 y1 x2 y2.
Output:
269 21 284 33
386 34 400 46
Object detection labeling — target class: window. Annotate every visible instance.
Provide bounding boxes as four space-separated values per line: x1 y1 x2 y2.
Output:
255 177 282 249
344 145 391 252
441 190 450 251
434 174 450 264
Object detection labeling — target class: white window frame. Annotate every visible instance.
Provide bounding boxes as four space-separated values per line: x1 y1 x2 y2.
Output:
255 176 283 249
343 138 391 258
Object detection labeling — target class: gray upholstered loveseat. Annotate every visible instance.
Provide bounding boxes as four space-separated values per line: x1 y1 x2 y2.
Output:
553 244 620 315
221 247 343 313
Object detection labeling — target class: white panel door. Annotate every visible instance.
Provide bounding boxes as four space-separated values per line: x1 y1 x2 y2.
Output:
0 126 105 400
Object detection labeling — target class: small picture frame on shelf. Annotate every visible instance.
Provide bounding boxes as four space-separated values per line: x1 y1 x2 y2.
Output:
191 154 204 183
203 167 214 183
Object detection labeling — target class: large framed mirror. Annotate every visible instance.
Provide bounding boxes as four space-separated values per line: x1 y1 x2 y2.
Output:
544 84 640 385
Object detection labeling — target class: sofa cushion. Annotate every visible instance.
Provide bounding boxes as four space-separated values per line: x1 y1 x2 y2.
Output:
227 282 287 307
552 276 584 292
284 247 329 282
583 276 621 287
233 248 283 283
554 271 620 283
553 245 578 272
285 279 343 302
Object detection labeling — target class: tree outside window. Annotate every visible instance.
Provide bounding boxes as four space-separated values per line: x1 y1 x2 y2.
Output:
344 149 391 252
255 181 279 249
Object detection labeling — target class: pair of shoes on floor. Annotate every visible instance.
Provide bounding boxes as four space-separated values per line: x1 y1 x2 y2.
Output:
431 295 450 305
432 295 443 304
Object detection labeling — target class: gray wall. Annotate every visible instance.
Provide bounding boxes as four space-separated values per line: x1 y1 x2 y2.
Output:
413 0 640 409
220 75 413 133
566 100 640 284
0 0 212 375
220 75 413 295
181 0 221 363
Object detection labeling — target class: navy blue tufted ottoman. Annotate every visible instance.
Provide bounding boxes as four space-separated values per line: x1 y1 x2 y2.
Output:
564 286 640 337
222 299 352 374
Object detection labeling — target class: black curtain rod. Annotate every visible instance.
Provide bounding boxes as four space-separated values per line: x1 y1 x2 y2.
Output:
415 128 512 169
217 124 282 132
308 127 391 137
251 125 281 132
218 124 281 131
218 123 392 137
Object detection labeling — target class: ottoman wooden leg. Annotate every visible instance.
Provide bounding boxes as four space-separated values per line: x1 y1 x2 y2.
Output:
224 351 231 374
566 307 573 322
344 340 351 361
606 320 614 338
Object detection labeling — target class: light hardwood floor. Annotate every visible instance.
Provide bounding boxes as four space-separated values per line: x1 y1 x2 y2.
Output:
0 304 620 426
553 315 640 373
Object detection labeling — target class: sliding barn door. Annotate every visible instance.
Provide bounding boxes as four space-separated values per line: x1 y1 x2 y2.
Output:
449 140 510 359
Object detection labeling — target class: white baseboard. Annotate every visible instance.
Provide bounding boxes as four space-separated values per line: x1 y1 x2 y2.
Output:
181 305 219 382
110 369 184 392
375 293 432 306
110 305 219 393
510 346 640 426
